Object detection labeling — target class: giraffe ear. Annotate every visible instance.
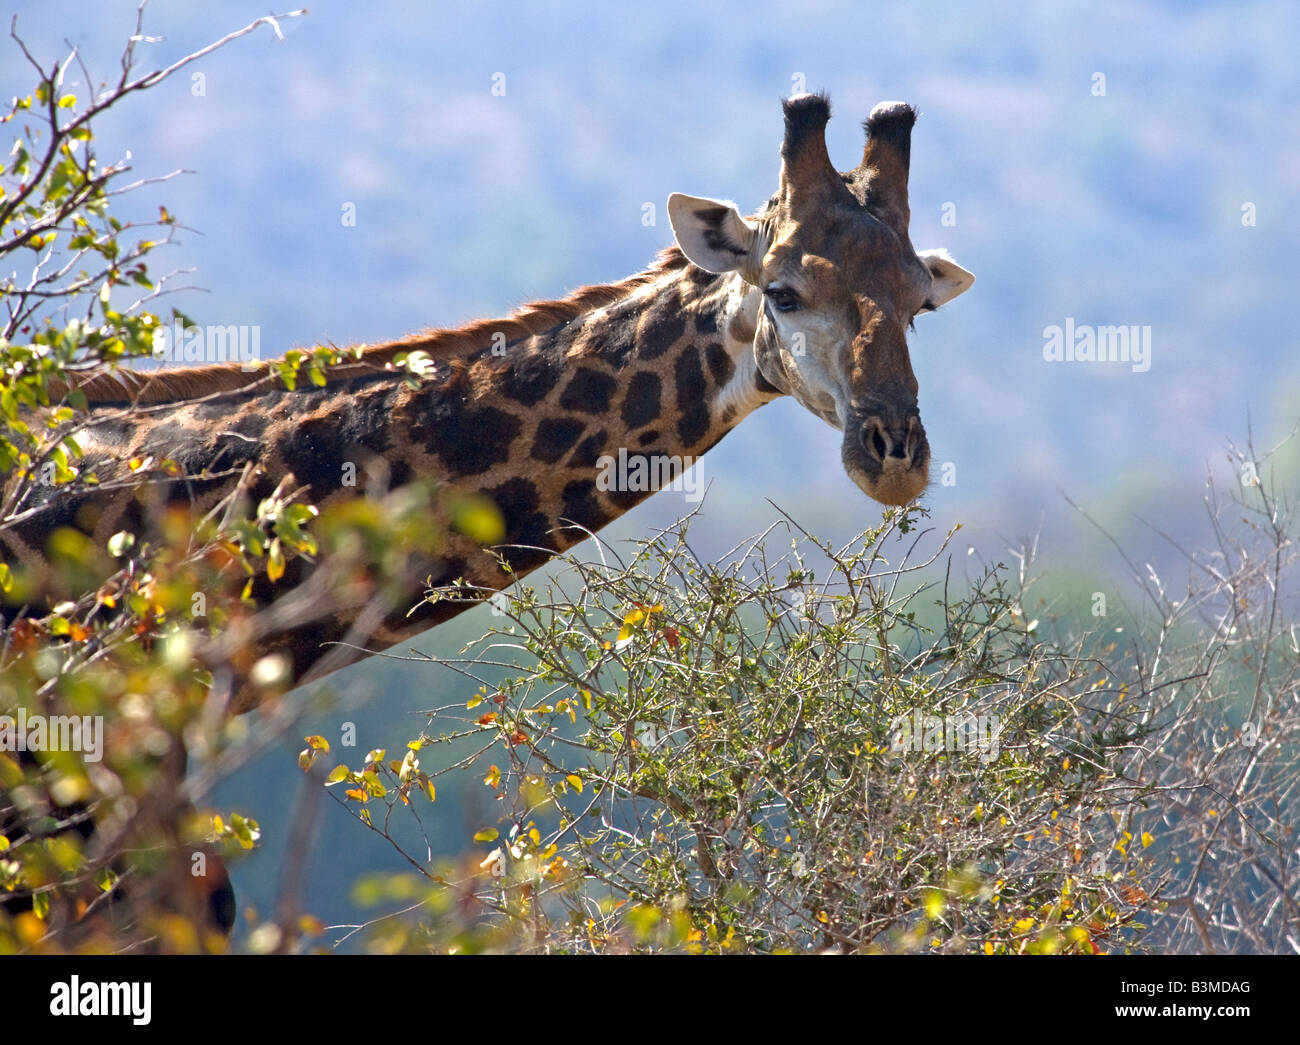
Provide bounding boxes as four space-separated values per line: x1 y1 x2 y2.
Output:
916 248 975 311
667 194 759 275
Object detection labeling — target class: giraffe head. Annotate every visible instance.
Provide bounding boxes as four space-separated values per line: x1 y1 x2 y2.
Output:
667 94 973 506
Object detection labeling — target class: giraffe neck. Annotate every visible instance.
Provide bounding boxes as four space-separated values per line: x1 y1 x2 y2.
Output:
4 261 780 708
404 264 776 564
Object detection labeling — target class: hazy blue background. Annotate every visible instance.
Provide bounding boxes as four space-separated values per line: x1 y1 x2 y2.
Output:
5 1 1297 947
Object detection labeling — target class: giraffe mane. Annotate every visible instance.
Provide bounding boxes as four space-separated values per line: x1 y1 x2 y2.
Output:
68 247 691 406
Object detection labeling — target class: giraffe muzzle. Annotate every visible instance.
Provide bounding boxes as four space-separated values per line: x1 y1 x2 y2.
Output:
842 405 930 506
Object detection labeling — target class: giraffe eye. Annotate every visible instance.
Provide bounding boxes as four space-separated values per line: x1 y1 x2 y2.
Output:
764 285 801 313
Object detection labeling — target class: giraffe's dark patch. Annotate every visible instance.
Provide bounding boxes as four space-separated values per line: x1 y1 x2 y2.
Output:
582 309 638 368
194 398 243 421
637 430 660 447
531 417 586 463
621 371 662 428
549 319 583 350
719 405 736 426
411 403 521 477
277 390 396 494
677 403 711 449
222 410 269 440
293 389 334 414
281 619 346 685
674 347 706 411
561 478 612 532
278 414 352 495
485 477 540 520
387 458 414 489
684 265 721 289
485 477 553 571
635 287 686 360
559 367 618 415
501 348 564 407
567 430 607 470
703 342 733 387
694 308 719 336
206 429 263 474
141 422 193 454
84 416 133 446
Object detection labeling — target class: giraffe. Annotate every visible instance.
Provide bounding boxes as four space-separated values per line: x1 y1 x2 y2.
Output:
4 93 972 708
1 94 972 946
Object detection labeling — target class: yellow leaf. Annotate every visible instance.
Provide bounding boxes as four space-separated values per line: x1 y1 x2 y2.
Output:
467 694 484 709
452 495 505 544
923 889 945 920
474 828 499 843
1141 832 1154 848
267 538 285 582
566 774 583 793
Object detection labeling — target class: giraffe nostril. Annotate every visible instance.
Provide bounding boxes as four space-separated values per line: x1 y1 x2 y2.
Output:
887 436 908 460
866 423 889 462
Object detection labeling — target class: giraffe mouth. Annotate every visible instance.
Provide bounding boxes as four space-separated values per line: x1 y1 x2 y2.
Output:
840 409 931 506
